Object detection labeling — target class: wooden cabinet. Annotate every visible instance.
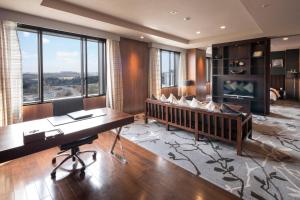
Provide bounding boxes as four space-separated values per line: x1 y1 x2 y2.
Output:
212 38 270 115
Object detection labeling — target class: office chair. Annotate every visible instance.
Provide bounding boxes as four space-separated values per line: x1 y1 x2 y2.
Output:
51 97 98 179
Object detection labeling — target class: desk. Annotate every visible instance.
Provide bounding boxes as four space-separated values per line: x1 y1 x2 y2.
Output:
0 108 134 163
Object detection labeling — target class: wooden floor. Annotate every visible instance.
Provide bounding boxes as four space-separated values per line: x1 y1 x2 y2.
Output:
0 132 239 200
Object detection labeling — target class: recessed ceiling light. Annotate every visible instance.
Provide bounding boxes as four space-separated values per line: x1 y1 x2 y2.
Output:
220 25 226 30
183 17 191 21
196 31 201 34
283 37 289 41
140 36 144 39
261 4 271 8
169 11 178 15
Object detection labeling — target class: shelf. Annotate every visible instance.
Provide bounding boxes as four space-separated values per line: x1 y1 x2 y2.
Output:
252 56 264 59
226 57 250 60
214 95 264 102
212 37 270 115
212 75 223 77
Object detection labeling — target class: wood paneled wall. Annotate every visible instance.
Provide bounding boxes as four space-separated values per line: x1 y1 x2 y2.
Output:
120 38 149 114
161 87 178 98
196 49 206 100
186 49 206 99
23 103 53 121
186 49 197 96
271 75 285 90
270 49 300 100
23 96 106 121
285 49 299 100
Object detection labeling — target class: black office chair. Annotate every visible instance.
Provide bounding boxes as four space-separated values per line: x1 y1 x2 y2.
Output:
51 97 98 179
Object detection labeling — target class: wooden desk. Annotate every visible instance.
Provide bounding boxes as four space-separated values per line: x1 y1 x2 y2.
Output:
0 108 134 163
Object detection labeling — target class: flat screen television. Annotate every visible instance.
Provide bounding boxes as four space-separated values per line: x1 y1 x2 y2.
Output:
223 80 254 98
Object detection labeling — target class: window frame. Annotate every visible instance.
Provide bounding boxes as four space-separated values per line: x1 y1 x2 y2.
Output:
160 49 180 88
18 24 107 105
206 57 212 82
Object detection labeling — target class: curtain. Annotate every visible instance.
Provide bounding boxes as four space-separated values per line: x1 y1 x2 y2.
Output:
0 21 22 126
178 51 187 96
106 39 123 111
149 47 161 98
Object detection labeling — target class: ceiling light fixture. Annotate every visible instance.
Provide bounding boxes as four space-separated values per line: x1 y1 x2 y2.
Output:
220 25 226 30
169 11 178 15
183 17 191 21
140 36 144 39
261 4 271 8
196 31 201 34
283 37 289 41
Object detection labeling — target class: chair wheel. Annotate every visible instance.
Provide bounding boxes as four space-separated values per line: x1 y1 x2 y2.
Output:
80 171 85 178
93 153 96 160
52 158 56 164
51 172 56 179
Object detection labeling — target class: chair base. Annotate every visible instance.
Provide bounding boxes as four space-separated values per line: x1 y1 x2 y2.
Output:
51 148 96 179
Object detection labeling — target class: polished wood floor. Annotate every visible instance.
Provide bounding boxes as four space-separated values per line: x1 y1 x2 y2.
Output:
0 132 239 200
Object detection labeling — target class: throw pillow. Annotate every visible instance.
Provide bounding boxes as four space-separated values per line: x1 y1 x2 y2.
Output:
205 101 221 112
160 94 168 102
151 94 158 100
167 93 178 104
220 103 240 114
189 98 206 109
178 96 189 106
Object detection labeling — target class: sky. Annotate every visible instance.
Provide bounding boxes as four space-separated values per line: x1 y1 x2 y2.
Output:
18 31 99 74
18 30 172 75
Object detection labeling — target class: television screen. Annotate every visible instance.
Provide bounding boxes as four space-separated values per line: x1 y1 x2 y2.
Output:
223 80 254 98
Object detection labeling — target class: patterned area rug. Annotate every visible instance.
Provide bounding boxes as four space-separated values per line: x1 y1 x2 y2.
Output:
121 101 300 200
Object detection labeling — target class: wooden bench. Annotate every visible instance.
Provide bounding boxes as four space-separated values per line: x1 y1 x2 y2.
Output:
144 99 252 155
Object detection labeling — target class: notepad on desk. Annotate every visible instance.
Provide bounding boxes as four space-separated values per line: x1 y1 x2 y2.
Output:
48 109 107 126
67 110 93 120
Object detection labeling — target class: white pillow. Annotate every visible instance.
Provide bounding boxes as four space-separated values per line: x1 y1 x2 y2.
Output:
190 98 200 107
205 101 220 112
270 88 280 98
160 94 168 102
167 93 178 104
178 96 189 106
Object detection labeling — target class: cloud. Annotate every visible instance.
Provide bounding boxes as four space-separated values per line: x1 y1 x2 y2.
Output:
23 32 31 37
21 50 37 59
56 51 79 64
43 38 50 44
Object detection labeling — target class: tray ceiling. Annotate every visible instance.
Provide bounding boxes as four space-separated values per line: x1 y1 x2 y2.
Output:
0 0 299 49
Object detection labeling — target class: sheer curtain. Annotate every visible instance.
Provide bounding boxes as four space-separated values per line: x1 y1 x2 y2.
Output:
149 47 161 98
106 39 123 111
178 51 187 97
0 21 22 126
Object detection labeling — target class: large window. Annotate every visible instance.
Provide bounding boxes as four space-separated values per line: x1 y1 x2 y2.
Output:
18 25 106 104
43 33 82 100
87 39 106 96
160 50 180 88
18 30 40 102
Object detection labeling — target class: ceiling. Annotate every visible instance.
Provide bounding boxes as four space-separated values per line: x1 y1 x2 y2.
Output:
0 0 299 49
271 35 300 52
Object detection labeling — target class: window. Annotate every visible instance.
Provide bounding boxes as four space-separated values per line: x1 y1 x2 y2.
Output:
18 25 106 104
160 50 180 88
86 39 106 96
43 33 82 100
18 30 40 103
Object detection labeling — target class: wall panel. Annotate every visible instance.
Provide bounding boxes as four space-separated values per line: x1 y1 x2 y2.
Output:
120 38 149 114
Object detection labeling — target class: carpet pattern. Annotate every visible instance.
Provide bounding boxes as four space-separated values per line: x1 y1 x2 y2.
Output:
121 101 300 200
